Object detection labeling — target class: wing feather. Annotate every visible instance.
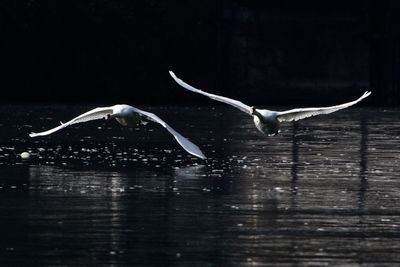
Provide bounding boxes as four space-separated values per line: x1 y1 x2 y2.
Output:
169 71 252 115
29 106 115 137
277 91 371 122
131 106 206 159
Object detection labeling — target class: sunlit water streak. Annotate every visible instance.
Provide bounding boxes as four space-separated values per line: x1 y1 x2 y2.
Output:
0 105 400 266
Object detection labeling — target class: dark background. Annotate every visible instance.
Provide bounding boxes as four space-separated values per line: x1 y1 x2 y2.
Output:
1 0 399 106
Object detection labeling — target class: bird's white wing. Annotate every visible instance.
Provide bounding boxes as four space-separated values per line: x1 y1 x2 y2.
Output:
277 91 371 122
131 106 206 159
169 71 252 115
29 106 115 137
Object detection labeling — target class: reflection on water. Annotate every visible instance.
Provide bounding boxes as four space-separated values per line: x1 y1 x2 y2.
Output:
358 115 369 213
0 106 400 266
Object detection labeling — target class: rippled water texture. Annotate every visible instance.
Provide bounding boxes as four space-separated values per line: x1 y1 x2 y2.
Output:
0 105 400 266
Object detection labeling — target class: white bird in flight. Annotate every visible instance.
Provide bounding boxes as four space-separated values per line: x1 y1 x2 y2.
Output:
169 71 371 136
29 104 206 159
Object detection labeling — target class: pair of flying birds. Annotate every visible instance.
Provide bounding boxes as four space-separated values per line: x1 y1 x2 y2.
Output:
30 71 371 159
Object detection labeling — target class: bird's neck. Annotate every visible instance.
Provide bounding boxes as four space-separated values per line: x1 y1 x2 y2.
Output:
252 110 265 122
109 113 118 119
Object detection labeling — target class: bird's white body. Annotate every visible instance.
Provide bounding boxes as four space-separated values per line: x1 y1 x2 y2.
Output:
29 104 206 159
111 105 142 126
253 110 280 136
169 71 371 135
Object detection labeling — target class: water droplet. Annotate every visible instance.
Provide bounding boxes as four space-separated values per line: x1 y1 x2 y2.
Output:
20 152 30 159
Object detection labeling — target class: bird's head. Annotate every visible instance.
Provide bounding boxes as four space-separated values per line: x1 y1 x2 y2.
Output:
104 114 111 120
251 106 256 115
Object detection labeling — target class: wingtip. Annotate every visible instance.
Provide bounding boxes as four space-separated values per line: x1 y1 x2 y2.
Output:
198 153 207 160
363 90 372 98
188 144 207 160
29 132 37 138
169 70 177 79
191 149 206 160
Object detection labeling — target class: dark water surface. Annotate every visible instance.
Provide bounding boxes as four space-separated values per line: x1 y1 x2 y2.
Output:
0 105 399 266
